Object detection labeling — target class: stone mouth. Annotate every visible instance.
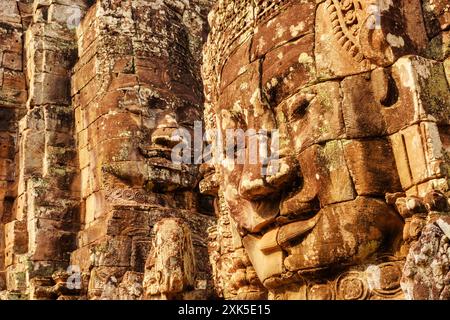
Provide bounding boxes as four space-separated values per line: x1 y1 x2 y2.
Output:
143 145 196 174
142 146 199 190
199 163 215 179
144 161 199 192
279 188 320 219
278 212 321 241
142 146 174 161
255 210 322 254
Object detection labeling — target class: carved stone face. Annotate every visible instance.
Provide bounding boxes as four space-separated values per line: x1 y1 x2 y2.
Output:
101 1 205 193
204 0 449 288
139 90 202 192
100 83 202 195
217 69 405 286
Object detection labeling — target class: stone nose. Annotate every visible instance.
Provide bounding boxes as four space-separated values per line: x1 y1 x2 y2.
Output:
151 127 183 149
239 156 297 201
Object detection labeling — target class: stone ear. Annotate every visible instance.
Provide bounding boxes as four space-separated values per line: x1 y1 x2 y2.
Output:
371 68 399 107
358 15 395 66
359 5 419 68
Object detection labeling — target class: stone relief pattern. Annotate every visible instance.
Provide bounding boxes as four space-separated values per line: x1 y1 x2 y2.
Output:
325 0 370 67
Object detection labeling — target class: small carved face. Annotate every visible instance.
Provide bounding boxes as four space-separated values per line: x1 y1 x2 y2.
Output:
101 88 203 193
140 91 203 192
100 1 207 194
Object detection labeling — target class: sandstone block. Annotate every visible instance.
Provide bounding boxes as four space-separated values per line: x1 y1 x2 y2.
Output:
281 81 345 152
250 1 315 61
4 220 27 254
77 218 108 248
262 34 316 107
0 26 22 53
29 73 70 106
92 236 132 268
28 219 76 262
220 39 251 92
341 71 387 138
390 122 447 192
343 139 402 196
2 70 26 91
298 141 356 207
2 51 22 71
72 55 99 94
85 191 109 225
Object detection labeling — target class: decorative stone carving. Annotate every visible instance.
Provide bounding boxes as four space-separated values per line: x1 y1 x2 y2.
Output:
398 191 450 300
143 218 195 299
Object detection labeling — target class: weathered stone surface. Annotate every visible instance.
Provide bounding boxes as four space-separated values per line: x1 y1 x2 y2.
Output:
343 139 402 196
341 70 388 138
390 122 449 194
262 34 316 107
402 219 450 300
298 141 356 207
202 0 450 301
280 81 345 151
143 218 195 299
1 0 450 301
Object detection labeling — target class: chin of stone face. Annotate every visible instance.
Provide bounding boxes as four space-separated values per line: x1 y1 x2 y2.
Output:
0 0 449 301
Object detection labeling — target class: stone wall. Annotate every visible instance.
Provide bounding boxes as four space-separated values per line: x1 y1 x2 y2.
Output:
0 0 31 296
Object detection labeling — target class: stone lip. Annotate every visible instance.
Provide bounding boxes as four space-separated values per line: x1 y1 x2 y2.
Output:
144 162 200 192
140 146 174 161
276 213 322 248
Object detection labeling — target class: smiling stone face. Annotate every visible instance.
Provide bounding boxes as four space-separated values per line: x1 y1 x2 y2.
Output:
203 0 450 298
67 0 216 300
214 63 405 284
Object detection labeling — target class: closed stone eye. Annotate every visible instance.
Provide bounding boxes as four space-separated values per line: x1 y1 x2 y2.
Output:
288 93 316 120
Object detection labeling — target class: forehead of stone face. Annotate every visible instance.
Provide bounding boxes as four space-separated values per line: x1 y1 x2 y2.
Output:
275 81 345 153
252 1 317 108
218 61 276 132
